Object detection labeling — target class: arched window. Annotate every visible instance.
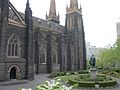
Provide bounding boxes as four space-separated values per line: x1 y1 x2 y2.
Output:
7 34 20 57
52 49 57 64
39 48 46 64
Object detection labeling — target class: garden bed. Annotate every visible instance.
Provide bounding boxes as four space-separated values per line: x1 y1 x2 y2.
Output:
56 74 118 88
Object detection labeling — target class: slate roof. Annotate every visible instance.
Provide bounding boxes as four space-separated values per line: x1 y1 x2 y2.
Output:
9 9 65 34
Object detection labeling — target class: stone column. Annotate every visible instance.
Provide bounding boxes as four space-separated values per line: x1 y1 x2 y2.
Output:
57 35 62 71
46 31 52 73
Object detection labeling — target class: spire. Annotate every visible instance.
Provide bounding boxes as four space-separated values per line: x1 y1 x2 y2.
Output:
66 0 81 14
25 0 30 12
70 0 78 9
49 0 56 17
26 0 29 8
25 0 32 24
66 4 68 10
80 4 82 13
46 0 59 24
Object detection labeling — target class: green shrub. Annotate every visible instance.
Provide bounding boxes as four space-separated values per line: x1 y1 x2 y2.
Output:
112 67 120 73
99 80 118 88
49 72 58 78
77 70 89 74
68 71 75 75
68 79 95 88
66 72 70 76
78 82 95 88
50 70 89 78
107 71 120 78
69 77 117 88
49 72 67 78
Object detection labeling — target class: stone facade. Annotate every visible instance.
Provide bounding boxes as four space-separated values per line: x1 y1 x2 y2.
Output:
0 0 86 81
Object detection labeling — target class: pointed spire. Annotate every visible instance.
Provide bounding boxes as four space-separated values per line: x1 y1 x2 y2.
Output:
66 4 68 10
49 0 56 17
66 0 81 14
26 0 30 8
46 12 47 17
80 4 82 9
58 12 59 20
25 0 32 24
46 0 59 24
80 4 82 13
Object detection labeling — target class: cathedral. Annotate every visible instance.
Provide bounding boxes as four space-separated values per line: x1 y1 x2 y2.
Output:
0 0 86 81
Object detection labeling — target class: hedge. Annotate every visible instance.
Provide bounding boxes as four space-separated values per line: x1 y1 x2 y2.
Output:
68 78 95 88
68 76 118 88
99 80 118 88
49 70 89 78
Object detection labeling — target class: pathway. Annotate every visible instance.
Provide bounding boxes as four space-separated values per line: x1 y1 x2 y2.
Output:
0 74 120 90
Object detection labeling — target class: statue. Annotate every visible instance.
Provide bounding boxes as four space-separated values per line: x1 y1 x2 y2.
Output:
89 55 96 68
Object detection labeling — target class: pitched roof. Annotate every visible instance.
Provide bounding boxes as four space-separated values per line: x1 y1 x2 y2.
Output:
9 9 65 34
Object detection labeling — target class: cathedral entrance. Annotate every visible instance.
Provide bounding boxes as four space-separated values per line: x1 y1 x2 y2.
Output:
10 67 16 79
8 65 21 80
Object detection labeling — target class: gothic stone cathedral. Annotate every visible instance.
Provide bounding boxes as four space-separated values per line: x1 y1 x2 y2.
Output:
0 0 86 81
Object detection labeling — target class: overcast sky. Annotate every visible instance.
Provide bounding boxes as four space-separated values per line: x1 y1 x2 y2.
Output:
10 0 120 48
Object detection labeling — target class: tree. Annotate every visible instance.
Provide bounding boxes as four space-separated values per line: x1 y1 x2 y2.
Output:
97 39 120 69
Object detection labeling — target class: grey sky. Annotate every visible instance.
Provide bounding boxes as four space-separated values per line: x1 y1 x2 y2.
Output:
10 0 120 47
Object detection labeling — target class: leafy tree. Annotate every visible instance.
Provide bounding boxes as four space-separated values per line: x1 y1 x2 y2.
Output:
97 39 120 69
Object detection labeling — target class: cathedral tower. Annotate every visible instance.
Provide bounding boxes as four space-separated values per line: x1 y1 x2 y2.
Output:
46 0 59 24
66 0 86 70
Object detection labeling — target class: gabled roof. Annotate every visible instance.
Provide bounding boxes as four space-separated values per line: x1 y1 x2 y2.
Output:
9 9 65 34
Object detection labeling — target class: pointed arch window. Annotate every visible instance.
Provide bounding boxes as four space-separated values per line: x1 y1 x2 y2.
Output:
7 34 20 57
39 48 46 64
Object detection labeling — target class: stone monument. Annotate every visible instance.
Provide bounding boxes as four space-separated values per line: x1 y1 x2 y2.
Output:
89 55 97 80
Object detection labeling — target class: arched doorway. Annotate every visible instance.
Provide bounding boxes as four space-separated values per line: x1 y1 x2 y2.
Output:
8 65 20 80
10 67 16 79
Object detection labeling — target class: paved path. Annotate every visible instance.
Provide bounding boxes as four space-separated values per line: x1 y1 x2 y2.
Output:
0 74 120 90
0 74 50 90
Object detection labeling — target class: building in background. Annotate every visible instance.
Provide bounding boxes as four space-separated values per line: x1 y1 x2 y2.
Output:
86 42 105 60
116 23 120 38
116 20 120 39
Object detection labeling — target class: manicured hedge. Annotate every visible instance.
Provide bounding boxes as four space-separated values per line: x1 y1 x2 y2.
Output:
99 80 118 88
49 72 66 78
68 78 118 88
77 70 89 74
67 74 118 88
68 79 95 88
49 70 89 78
